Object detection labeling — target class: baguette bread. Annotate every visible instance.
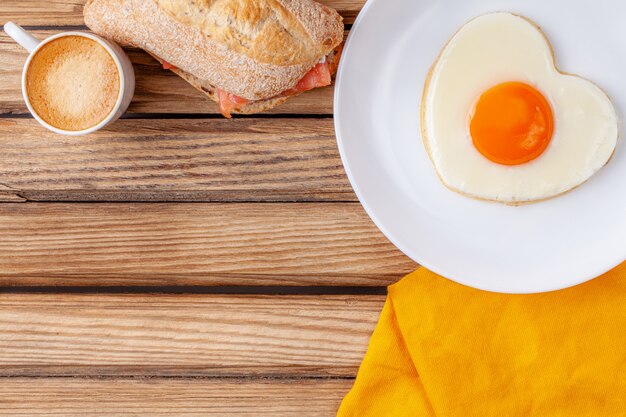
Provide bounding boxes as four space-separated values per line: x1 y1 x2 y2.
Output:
150 52 291 113
149 45 341 114
84 0 344 110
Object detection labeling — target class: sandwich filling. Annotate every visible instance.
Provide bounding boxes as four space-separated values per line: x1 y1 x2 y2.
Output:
217 61 331 117
161 44 342 117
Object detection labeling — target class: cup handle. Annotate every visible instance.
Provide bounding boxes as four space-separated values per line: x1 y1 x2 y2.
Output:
4 22 41 53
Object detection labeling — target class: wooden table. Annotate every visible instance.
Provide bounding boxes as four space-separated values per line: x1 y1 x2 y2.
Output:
0 1 417 415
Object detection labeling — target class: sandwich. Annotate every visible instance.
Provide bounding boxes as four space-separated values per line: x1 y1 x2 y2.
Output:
83 0 344 117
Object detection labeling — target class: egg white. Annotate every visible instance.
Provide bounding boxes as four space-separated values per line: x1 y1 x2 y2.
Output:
421 12 618 204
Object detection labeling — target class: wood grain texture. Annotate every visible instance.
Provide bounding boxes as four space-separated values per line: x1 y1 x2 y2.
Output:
0 31 339 115
0 0 364 26
0 293 383 376
2 3 381 410
0 118 355 202
0 203 415 286
0 378 351 416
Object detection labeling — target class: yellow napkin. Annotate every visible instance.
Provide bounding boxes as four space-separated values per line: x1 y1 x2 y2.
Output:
338 263 626 416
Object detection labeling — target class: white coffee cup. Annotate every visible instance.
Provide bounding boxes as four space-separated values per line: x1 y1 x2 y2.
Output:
4 22 135 136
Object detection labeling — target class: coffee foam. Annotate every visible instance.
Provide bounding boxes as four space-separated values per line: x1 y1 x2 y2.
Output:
26 36 120 131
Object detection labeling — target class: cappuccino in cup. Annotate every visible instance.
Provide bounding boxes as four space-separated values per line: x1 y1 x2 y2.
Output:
25 35 121 131
4 22 135 135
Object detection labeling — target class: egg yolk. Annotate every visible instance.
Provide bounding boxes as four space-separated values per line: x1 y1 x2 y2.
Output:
469 82 554 166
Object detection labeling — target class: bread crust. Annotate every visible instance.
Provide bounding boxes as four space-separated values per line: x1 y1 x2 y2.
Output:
84 0 343 100
153 53 290 113
150 44 341 114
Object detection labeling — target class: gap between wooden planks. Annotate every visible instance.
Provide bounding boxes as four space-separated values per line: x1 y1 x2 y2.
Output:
0 0 365 26
0 203 416 286
0 118 356 203
0 293 385 377
0 378 351 417
0 30 349 115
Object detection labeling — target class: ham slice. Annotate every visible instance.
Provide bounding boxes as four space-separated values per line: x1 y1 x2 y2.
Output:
162 60 176 70
217 88 250 118
281 62 332 97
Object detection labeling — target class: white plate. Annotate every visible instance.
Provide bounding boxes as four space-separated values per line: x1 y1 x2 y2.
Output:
334 0 626 293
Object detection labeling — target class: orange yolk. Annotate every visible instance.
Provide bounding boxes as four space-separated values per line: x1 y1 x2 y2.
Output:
469 82 554 166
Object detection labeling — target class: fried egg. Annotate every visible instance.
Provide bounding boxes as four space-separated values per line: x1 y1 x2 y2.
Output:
421 12 618 204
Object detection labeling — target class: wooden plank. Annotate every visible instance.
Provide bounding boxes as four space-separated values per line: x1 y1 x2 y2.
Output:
0 31 338 115
0 0 364 26
0 293 384 376
0 118 355 202
0 184 27 202
0 203 415 286
0 378 351 417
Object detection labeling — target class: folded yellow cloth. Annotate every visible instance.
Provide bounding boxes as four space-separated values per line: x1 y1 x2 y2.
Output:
337 263 626 416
